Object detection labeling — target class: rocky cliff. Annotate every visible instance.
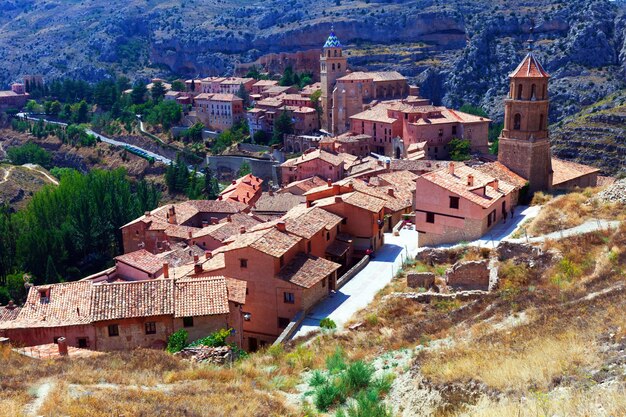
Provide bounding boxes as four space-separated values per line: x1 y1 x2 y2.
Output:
1 0 625 125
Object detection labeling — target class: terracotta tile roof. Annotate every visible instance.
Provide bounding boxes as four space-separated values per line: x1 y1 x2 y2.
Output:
185 199 248 214
219 174 264 206
0 305 21 322
115 249 164 275
220 227 301 258
378 170 419 188
220 77 254 86
551 158 600 186
350 104 397 124
335 133 371 143
282 149 345 168
252 80 278 87
283 206 343 239
390 159 451 172
279 176 329 195
509 52 550 78
5 282 93 328
325 239 351 257
91 280 174 321
252 192 306 213
193 213 263 242
225 278 247 304
370 71 407 82
419 163 515 209
158 243 206 266
314 191 387 213
278 254 341 288
174 277 229 317
164 224 198 240
209 93 243 102
344 179 411 212
472 161 528 189
195 252 227 274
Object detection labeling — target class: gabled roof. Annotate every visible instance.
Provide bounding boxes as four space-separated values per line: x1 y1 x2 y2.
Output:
192 213 263 242
220 226 301 258
278 254 341 288
225 277 247 304
509 52 550 78
91 279 174 321
174 277 229 317
115 249 164 275
283 206 343 239
252 192 306 214
472 161 528 189
279 176 329 195
313 191 387 213
419 163 516 209
551 158 600 186
282 149 346 168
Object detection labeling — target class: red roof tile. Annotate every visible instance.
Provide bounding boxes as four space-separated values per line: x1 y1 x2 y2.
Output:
174 277 229 317
91 280 174 321
115 249 164 275
509 52 550 78
225 278 247 304
278 254 341 288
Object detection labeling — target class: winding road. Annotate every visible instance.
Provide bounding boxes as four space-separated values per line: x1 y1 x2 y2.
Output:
16 113 173 165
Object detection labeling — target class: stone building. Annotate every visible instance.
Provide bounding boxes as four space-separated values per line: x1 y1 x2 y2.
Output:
193 93 245 131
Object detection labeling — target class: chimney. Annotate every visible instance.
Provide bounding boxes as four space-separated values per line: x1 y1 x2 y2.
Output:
211 217 219 225
240 226 246 234
492 179 499 190
194 263 203 274
57 337 68 356
332 184 341 195
334 196 343 203
387 188 395 197
448 162 455 176
188 231 193 239
327 178 332 187
163 262 170 279
467 174 474 187
385 160 390 170
193 254 199 263
268 189 274 196
218 196 223 201
168 206 177 224
144 211 151 217
205 251 212 260
227 215 232 222
202 220 209 228
6 300 15 310
306 200 312 208
231 180 237 185
276 221 287 232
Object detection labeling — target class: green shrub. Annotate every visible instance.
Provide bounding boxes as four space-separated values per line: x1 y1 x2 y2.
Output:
314 381 346 411
369 373 395 397
320 317 337 330
188 328 232 347
7 142 52 168
326 347 347 373
342 361 375 392
310 370 327 387
343 389 394 417
166 329 188 353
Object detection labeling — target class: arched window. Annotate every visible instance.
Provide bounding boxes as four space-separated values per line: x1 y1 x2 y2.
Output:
327 50 331 57
539 114 544 130
531 84 536 100
332 63 335 71
338 63 341 69
514 113 521 130
517 84 523 100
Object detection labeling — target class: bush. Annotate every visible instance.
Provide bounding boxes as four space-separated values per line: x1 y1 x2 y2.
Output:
166 329 188 353
326 347 347 373
320 317 337 330
310 370 328 387
188 328 231 347
341 389 394 417
7 142 52 168
314 382 346 411
342 361 375 392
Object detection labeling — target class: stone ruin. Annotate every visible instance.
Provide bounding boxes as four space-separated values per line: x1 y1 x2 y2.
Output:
445 260 491 291
174 345 234 365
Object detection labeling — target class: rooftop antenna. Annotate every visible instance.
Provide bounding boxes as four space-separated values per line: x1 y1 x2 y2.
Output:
527 19 535 52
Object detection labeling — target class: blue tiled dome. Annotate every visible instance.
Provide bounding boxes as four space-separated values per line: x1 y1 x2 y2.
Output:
323 30 342 48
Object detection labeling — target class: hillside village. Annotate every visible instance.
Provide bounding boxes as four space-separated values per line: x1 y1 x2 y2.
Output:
0 26 625 417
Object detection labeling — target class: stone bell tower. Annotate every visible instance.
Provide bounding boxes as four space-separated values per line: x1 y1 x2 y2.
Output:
498 37 553 192
320 27 347 132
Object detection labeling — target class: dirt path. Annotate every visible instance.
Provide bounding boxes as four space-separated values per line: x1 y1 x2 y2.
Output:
23 380 55 416
0 165 14 184
22 163 59 185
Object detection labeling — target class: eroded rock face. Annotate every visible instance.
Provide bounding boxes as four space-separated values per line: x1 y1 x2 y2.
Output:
445 260 490 291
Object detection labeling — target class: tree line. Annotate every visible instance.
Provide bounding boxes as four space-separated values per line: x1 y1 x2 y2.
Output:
0 169 161 303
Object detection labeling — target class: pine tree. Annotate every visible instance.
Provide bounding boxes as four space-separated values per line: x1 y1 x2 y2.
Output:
204 168 219 199
237 83 251 107
151 81 166 103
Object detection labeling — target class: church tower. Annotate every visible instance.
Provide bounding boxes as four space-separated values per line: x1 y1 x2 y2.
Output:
320 28 347 132
498 39 553 192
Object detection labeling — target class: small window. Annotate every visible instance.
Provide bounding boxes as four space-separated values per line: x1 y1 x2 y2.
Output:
326 231 330 241
438 128 443 137
77 338 89 348
426 212 435 224
145 322 157 335
183 317 194 328
108 324 119 337
284 292 295 304
240 259 248 268
449 196 460 209
278 317 290 329
280 256 285 267
452 126 457 135
322 278 327 288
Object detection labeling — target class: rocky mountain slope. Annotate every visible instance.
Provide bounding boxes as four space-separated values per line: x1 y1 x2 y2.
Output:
1 0 625 124
550 89 626 177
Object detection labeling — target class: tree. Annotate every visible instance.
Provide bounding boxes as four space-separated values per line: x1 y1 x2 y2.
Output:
253 130 268 144
7 142 52 168
237 161 252 177
151 81 166 102
459 103 489 118
59 103 72 120
448 138 471 161
272 108 294 145
203 167 219 199
25 100 41 113
186 168 204 200
237 83 251 108
44 255 61 284
183 122 205 143
171 80 186 92
279 66 295 86
49 100 62 116
131 83 148 105
73 100 90 123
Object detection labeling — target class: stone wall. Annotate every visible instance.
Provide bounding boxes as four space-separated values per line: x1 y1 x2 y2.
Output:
407 272 435 289
445 260 490 291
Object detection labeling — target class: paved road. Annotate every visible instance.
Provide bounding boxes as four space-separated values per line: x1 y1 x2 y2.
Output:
508 218 622 243
291 228 419 340
16 113 173 165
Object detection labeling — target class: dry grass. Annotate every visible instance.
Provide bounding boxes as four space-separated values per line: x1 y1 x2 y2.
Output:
455 385 626 417
526 189 625 236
